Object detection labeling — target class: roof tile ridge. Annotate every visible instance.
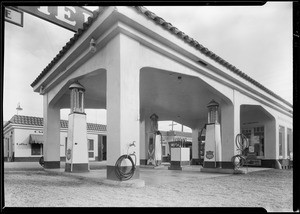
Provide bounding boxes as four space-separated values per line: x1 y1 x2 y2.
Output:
134 6 293 108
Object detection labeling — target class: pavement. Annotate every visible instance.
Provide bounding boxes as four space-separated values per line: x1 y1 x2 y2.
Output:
4 161 292 210
4 161 272 187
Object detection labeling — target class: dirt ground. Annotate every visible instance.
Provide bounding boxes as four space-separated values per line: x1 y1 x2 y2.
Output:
4 165 293 212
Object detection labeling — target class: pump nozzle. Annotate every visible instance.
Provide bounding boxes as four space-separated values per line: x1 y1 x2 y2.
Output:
129 141 136 147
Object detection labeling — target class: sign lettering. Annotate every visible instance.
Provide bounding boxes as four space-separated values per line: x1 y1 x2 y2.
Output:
5 7 24 27
16 6 94 32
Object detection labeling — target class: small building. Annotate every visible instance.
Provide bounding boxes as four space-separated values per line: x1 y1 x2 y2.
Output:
3 115 107 162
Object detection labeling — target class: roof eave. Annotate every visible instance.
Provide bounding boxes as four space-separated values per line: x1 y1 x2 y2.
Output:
31 7 111 92
32 6 292 109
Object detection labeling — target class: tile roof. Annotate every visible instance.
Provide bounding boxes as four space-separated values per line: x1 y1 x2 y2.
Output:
30 7 103 88
4 115 106 132
31 6 292 108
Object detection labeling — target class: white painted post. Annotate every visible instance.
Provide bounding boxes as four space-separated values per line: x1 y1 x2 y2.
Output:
220 102 240 168
191 129 199 164
106 34 141 180
43 94 61 168
283 126 287 159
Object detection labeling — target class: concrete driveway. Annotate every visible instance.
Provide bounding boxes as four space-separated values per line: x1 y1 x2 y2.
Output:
4 161 293 211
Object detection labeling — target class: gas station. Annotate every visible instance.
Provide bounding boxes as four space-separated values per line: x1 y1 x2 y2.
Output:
7 6 293 183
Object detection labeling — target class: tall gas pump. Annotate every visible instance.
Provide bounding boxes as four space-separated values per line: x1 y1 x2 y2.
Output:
203 100 222 168
65 81 89 172
147 113 162 166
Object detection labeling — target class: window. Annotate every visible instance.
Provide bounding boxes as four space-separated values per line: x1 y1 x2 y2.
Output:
242 129 251 139
88 139 94 150
88 139 94 158
253 126 264 157
242 126 264 157
31 144 42 155
162 145 166 156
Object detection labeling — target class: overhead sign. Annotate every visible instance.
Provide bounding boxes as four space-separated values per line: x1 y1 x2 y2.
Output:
5 7 24 27
16 6 94 32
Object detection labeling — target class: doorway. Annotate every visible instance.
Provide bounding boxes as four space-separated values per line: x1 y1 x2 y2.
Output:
97 135 107 161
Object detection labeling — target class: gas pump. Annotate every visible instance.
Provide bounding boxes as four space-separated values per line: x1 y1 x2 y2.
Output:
198 126 206 165
202 100 222 168
65 81 89 172
147 113 162 166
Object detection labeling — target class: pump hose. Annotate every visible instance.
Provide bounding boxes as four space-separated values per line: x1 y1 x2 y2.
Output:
231 133 248 170
114 154 136 181
198 125 206 164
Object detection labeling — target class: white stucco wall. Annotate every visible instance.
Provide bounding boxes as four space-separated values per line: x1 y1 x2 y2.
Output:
86 132 99 160
4 127 15 158
60 131 68 157
13 127 43 157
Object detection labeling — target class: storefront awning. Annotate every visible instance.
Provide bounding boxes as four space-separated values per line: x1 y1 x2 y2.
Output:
29 134 43 144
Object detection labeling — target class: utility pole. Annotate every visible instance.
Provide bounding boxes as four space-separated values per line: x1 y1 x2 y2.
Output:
169 121 177 131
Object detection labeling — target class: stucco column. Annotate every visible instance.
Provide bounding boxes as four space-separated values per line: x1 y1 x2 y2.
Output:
276 122 281 160
43 94 61 169
283 127 288 159
264 119 276 159
106 34 141 180
220 102 240 169
191 129 199 165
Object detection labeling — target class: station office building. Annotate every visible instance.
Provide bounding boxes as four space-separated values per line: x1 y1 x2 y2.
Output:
3 115 107 162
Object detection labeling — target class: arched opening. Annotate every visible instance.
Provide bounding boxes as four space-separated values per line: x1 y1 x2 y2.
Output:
139 67 232 166
240 105 276 166
50 69 107 164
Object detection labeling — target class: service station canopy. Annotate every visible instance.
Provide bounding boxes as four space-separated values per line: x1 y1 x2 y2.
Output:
30 6 292 130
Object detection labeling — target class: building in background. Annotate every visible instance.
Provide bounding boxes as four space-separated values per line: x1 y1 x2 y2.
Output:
3 115 195 163
3 115 107 162
160 130 192 162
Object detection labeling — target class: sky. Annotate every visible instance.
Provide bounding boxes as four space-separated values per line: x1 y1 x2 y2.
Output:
3 3 293 132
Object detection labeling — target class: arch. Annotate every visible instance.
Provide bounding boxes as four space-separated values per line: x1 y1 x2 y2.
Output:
48 68 107 109
139 67 232 130
240 104 276 161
